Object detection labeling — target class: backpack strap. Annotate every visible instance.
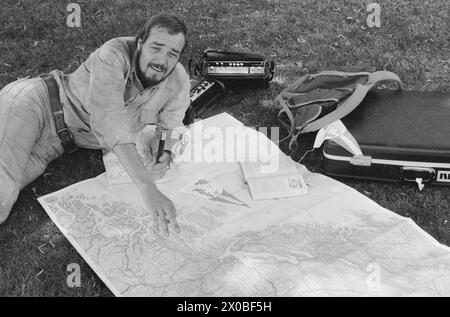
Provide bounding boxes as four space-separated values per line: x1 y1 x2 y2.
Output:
275 74 311 142
276 74 312 142
302 70 403 133
277 94 296 143
287 104 322 150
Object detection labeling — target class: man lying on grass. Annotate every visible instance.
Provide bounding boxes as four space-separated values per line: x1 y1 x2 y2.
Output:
0 13 190 236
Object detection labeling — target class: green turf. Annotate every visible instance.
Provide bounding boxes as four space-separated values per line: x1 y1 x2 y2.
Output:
0 0 449 296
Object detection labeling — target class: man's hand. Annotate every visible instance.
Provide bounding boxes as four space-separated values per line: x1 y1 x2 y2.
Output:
140 151 178 236
112 143 180 236
147 151 172 178
142 185 180 236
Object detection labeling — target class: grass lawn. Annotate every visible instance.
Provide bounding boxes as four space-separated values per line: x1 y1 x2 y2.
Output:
0 0 449 296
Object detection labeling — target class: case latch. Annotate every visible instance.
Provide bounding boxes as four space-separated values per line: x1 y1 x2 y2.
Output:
401 167 435 183
401 167 436 191
350 155 372 166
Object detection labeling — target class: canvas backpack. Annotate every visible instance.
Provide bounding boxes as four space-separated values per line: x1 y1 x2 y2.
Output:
276 66 403 150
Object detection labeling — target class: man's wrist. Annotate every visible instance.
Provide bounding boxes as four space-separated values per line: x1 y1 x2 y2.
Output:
137 179 159 193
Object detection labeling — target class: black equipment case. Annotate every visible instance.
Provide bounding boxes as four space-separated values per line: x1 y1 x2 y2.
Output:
189 49 275 89
322 90 450 186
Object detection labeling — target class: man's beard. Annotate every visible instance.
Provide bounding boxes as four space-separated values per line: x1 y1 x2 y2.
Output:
136 64 165 88
136 51 175 88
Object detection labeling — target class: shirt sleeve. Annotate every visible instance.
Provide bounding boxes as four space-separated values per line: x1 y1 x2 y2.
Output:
87 43 135 150
156 76 191 153
157 76 191 131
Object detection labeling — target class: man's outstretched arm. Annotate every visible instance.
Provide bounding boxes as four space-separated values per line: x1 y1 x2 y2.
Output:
112 143 180 236
83 43 180 236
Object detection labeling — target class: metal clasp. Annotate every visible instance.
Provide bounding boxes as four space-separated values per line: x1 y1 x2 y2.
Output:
350 154 372 166
401 167 435 183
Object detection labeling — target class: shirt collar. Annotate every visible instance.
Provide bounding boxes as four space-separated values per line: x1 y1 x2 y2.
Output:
129 41 184 92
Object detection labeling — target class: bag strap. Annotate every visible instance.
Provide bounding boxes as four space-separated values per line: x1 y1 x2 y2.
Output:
287 104 322 150
276 74 312 141
302 70 403 133
277 95 296 138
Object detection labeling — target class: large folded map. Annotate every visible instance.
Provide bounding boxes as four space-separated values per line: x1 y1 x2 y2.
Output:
38 113 450 296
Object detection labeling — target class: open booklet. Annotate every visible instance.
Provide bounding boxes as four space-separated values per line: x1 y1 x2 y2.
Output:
240 155 308 200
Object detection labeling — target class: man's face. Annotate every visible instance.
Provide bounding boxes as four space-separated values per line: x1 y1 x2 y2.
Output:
137 26 185 87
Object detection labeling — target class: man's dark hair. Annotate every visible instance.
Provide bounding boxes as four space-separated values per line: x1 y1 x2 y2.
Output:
136 13 187 45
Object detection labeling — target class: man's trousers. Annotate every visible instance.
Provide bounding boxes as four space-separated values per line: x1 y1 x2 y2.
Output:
0 78 64 223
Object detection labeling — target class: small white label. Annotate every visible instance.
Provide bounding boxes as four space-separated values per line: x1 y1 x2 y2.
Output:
437 171 450 182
